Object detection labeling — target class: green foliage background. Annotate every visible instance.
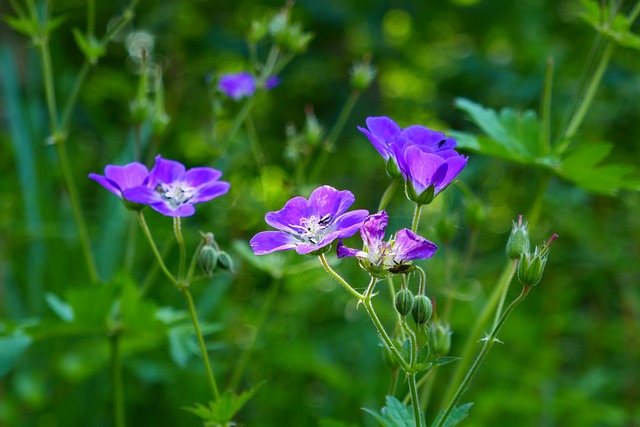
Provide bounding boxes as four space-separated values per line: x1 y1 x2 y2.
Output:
1 0 639 426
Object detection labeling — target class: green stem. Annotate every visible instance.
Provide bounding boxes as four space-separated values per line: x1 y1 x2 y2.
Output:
362 291 411 373
527 172 550 230
318 253 364 300
173 217 186 283
244 114 265 167
137 211 178 287
408 373 424 427
378 178 400 211
38 36 59 133
411 203 423 233
435 285 532 427
440 259 518 405
110 333 126 427
559 41 613 150
182 287 221 401
228 277 282 390
309 90 361 182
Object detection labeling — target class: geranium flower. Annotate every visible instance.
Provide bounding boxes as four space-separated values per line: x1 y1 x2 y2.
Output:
250 185 369 255
358 116 467 204
358 116 457 177
217 71 279 100
89 162 150 209
123 155 230 217
337 210 437 279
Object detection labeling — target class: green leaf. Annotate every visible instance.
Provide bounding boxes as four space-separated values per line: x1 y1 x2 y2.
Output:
3 15 37 37
319 419 359 427
578 0 640 50
167 324 198 368
72 28 105 64
183 383 263 425
454 97 542 164
401 339 411 365
557 143 640 195
431 403 473 427
0 332 32 378
45 292 74 322
363 395 425 427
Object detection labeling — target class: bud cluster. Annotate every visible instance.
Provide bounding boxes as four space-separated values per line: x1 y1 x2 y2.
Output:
198 232 234 277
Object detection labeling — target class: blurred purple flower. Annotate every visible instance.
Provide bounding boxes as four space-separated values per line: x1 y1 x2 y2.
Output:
123 155 230 217
337 210 437 279
358 116 467 204
217 71 279 100
250 185 369 255
89 162 149 207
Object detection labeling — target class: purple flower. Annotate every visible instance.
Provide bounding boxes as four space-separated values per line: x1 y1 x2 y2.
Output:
250 185 369 255
217 71 279 100
89 162 150 208
358 116 468 204
123 155 230 217
337 210 437 279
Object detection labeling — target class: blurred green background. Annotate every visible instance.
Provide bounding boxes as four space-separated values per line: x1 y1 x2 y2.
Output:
1 0 639 426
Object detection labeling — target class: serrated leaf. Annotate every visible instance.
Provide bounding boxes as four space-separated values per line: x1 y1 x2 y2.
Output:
401 339 411 365
184 383 263 425
168 324 197 368
363 395 425 427
45 292 74 322
557 143 640 195
0 332 32 378
431 403 473 427
455 98 542 164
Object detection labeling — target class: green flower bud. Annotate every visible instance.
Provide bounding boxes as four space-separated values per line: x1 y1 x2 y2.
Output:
198 245 218 277
349 59 376 92
303 106 324 147
248 19 269 43
411 295 433 325
394 289 415 317
517 235 556 287
429 322 451 356
385 158 402 179
216 251 235 273
506 215 530 260
129 99 150 125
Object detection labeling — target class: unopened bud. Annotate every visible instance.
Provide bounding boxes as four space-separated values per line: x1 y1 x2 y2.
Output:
411 295 433 325
216 251 235 273
349 58 376 92
517 234 557 286
405 180 435 206
429 322 451 356
198 246 218 277
394 289 415 317
506 215 530 259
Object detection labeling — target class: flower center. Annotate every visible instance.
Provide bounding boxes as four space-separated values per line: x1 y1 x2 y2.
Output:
296 214 332 245
155 182 196 209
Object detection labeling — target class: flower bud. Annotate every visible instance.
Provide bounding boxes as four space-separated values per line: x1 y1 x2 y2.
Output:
429 322 451 356
303 106 324 147
248 19 268 43
198 245 218 277
216 251 235 274
517 246 547 287
394 289 415 317
385 158 402 179
506 215 530 260
411 295 433 325
349 59 376 92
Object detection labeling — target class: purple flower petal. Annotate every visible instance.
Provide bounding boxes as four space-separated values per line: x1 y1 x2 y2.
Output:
336 240 361 258
308 186 355 218
148 155 186 186
402 146 446 194
218 71 256 100
150 202 196 217
357 116 401 161
250 231 298 255
265 196 309 234
360 211 389 252
401 125 447 150
123 186 161 205
191 181 231 204
184 167 223 188
322 209 370 243
89 162 149 198
393 229 438 261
